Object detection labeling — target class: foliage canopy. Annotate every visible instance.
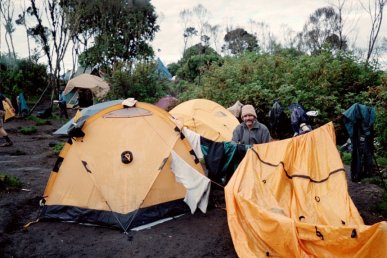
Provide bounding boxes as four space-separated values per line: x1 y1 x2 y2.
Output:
62 0 159 68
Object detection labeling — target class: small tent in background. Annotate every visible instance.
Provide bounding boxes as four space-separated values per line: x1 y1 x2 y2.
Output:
225 123 387 257
40 100 209 231
155 58 172 80
72 64 99 78
170 99 239 142
154 96 178 111
60 69 73 81
63 74 110 108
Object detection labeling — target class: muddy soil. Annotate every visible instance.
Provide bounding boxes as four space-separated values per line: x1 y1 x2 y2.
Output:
0 110 385 257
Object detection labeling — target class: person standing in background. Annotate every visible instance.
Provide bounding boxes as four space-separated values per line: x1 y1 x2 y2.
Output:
0 88 15 147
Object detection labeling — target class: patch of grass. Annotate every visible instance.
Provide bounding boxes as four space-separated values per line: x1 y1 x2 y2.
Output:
362 173 387 190
0 173 23 190
27 115 51 126
375 156 387 168
52 142 65 154
20 126 37 135
341 151 351 165
51 113 61 120
372 192 387 218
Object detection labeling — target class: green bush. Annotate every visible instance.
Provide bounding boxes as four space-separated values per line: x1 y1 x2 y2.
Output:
27 115 50 126
20 126 37 135
0 173 23 190
370 83 387 157
177 50 384 145
52 143 65 154
0 56 48 97
108 61 168 103
341 152 352 165
372 192 387 218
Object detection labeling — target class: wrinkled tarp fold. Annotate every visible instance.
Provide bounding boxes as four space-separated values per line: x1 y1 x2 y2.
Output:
225 122 387 258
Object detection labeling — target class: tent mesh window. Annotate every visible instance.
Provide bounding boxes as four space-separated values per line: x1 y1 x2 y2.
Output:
104 108 152 118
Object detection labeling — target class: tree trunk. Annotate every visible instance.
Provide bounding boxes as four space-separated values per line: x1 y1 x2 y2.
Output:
28 80 54 115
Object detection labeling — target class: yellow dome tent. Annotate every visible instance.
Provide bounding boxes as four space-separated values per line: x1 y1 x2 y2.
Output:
170 99 239 142
225 122 387 257
39 100 208 231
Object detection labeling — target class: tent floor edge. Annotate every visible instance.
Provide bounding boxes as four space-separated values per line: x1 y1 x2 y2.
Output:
39 199 189 230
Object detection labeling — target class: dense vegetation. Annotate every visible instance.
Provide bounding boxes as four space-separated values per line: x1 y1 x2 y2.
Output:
0 56 48 99
168 46 386 148
1 46 386 152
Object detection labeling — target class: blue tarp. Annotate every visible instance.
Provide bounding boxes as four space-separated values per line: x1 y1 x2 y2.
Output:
53 100 122 135
156 58 172 80
18 93 29 115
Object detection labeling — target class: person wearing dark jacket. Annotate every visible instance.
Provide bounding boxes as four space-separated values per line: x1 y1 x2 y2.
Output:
232 104 271 145
0 89 15 147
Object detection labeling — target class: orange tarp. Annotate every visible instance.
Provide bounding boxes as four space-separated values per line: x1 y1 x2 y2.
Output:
225 122 387 257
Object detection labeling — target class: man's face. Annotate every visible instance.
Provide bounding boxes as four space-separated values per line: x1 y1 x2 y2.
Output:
242 114 256 127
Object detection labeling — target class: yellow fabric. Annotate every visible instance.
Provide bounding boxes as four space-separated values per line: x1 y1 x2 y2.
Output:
3 100 15 121
225 122 387 258
170 99 239 142
43 102 204 214
73 109 81 122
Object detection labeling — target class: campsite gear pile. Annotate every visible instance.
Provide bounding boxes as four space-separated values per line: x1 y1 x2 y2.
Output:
268 101 292 140
154 95 178 111
288 103 313 136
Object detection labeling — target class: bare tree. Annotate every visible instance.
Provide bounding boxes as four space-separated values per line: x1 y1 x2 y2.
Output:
0 0 16 59
280 24 297 49
248 20 273 52
360 0 386 64
203 22 221 52
27 0 77 113
192 4 210 41
15 0 32 59
301 7 344 54
183 26 198 54
328 0 347 50
180 9 194 54
379 36 387 66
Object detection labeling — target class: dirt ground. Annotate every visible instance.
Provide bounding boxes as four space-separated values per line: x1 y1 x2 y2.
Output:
0 109 385 258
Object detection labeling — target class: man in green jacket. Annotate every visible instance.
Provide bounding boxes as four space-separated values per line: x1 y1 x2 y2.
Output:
232 104 271 145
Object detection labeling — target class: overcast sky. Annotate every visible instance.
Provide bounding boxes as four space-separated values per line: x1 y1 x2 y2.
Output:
151 0 386 65
1 0 386 69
